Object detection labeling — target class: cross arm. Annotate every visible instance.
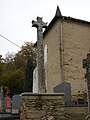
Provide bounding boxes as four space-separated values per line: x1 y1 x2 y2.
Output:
32 17 47 29
32 20 39 28
42 22 47 29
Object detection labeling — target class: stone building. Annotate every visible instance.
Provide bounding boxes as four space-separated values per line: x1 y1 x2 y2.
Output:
43 6 90 99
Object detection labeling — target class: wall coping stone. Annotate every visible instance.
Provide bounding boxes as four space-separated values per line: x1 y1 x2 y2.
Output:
21 92 64 96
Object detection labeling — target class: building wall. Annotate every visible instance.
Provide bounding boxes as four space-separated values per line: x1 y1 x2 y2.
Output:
63 20 90 95
43 19 90 95
43 20 62 93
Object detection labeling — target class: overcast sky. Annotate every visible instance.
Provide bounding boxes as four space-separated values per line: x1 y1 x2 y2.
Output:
0 0 90 58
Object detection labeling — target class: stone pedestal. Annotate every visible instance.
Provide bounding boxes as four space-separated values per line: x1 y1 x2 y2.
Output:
20 93 65 120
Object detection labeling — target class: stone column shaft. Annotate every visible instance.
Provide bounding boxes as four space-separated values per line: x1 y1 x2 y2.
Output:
32 17 47 93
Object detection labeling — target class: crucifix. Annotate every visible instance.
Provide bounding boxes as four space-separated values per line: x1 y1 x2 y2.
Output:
83 52 90 120
32 17 47 93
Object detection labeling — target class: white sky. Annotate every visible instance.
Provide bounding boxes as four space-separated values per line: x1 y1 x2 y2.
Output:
0 0 90 58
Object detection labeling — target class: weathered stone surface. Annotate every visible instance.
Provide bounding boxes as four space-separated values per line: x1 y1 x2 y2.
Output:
65 106 87 120
43 19 89 95
32 17 47 93
20 93 65 120
83 53 90 118
54 82 71 102
65 114 86 120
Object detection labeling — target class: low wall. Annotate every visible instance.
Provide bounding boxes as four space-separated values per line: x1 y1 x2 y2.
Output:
0 113 20 120
20 93 65 120
65 106 88 120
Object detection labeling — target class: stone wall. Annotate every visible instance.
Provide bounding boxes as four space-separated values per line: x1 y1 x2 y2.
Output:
43 19 90 95
65 114 86 120
65 106 87 120
20 93 65 120
20 92 89 120
43 20 62 93
63 20 89 95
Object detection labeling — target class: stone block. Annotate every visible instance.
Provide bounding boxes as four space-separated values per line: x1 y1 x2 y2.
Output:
20 93 65 120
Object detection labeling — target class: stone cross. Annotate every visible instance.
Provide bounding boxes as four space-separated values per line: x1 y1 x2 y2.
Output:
32 17 47 93
83 52 90 119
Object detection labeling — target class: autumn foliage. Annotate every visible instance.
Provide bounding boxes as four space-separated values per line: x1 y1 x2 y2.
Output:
0 42 36 96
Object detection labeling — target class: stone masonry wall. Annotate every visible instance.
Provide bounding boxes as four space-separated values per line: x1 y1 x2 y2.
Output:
63 20 90 95
65 106 87 120
43 20 62 93
43 19 90 96
20 93 65 120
